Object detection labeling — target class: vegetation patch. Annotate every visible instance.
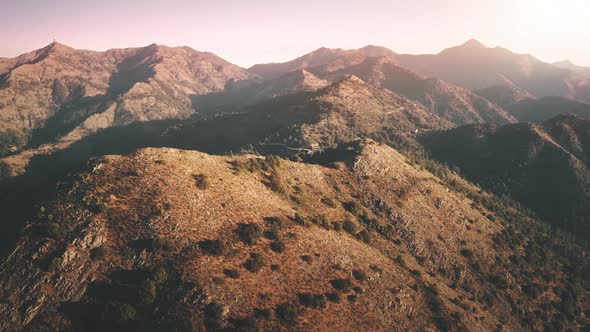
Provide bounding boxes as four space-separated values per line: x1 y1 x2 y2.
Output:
355 230 372 244
330 278 353 292
352 269 367 282
325 292 341 303
343 219 357 234
292 213 309 226
199 239 227 256
204 302 225 331
264 216 287 228
193 173 209 190
244 253 265 272
101 301 137 322
270 240 285 253
267 171 286 193
237 223 263 245
298 293 327 309
275 302 297 326
90 246 108 261
223 269 241 279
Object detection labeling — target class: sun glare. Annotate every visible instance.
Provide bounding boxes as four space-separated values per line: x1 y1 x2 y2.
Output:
514 0 588 38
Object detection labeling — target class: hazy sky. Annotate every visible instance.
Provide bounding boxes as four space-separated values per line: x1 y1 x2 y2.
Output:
1 0 589 67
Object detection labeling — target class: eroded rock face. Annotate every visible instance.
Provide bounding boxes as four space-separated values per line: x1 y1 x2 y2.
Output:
0 208 106 330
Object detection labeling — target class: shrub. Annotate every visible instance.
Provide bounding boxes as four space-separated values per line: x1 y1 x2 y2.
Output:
523 283 541 299
325 292 340 303
320 219 331 230
198 239 227 256
488 274 509 290
343 219 357 234
369 265 382 273
270 264 281 271
267 171 285 194
255 308 272 320
128 237 171 252
343 201 365 217
347 294 358 303
332 222 342 232
204 302 225 330
270 240 285 253
237 223 263 245
263 228 281 241
101 301 137 321
290 195 303 204
138 279 158 305
148 266 168 285
244 253 265 272
224 269 240 279
330 278 353 292
193 174 209 190
355 230 371 244
275 303 297 326
301 255 312 263
229 317 257 330
264 216 287 228
411 269 422 277
352 270 367 282
293 213 309 226
424 284 443 314
312 215 330 229
298 293 327 309
433 315 455 331
46 222 65 239
90 246 108 261
460 249 474 259
321 197 337 208
395 255 408 269
264 155 281 170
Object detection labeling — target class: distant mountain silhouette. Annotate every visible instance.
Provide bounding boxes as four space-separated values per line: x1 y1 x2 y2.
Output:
396 39 590 103
250 47 516 125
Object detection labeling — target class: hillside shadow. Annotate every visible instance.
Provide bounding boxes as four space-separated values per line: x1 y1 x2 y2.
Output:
0 94 325 258
27 94 112 147
107 47 156 96
189 77 262 114
0 120 175 258
26 48 157 149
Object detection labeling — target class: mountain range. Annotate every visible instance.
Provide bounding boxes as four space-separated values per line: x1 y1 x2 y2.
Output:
0 39 590 330
0 42 254 155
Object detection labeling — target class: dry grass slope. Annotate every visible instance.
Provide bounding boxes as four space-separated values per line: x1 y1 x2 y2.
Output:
0 140 587 331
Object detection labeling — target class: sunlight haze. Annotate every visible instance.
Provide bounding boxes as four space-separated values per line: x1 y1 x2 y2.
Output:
1 0 589 66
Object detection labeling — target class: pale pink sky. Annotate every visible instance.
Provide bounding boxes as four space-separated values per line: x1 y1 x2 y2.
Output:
1 0 589 67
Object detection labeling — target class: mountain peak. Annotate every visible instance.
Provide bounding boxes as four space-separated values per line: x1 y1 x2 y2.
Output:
276 69 328 89
338 74 367 85
320 74 369 96
358 45 397 58
460 38 487 49
554 60 574 66
437 39 489 56
42 41 75 53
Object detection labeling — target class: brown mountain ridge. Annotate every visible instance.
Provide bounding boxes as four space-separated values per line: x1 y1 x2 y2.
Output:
0 140 588 330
